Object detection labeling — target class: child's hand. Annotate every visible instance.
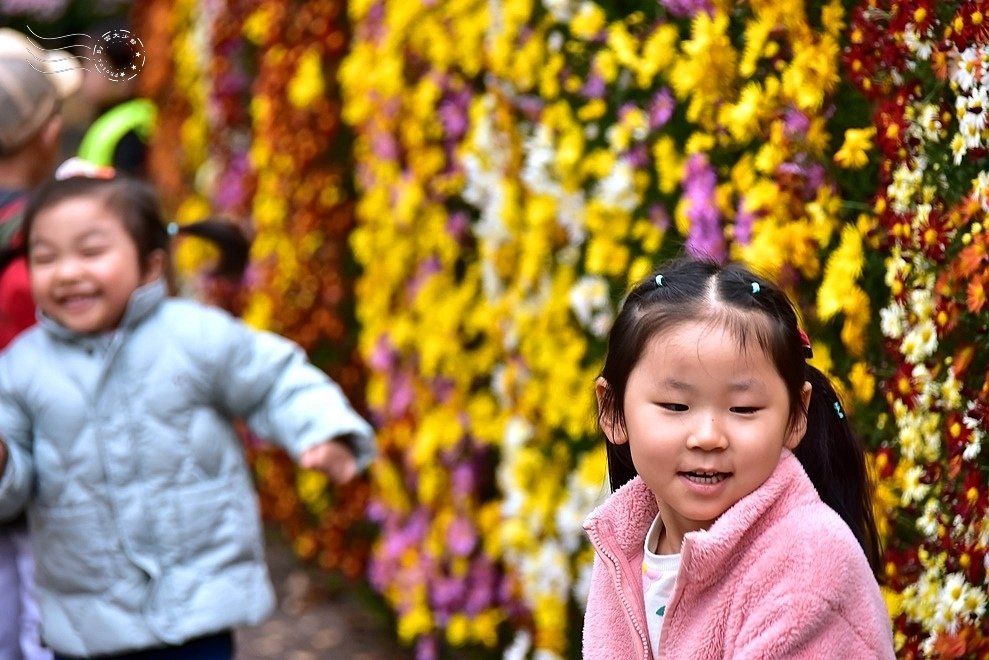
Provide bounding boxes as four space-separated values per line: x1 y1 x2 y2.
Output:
299 438 359 485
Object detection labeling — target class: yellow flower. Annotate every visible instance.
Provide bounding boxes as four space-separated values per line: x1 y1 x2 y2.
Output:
817 224 865 320
652 136 684 194
242 4 275 45
848 362 876 403
397 604 434 642
570 3 606 40
287 48 325 109
721 82 767 143
834 127 877 169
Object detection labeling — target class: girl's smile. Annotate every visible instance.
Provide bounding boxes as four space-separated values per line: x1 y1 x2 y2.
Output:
27 196 161 334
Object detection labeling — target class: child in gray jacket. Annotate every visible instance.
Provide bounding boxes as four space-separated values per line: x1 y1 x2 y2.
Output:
0 173 375 659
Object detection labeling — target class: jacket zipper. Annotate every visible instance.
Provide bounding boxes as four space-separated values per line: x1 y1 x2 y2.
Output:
587 526 651 659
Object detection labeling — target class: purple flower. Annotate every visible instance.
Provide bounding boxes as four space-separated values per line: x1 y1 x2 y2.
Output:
649 88 676 128
446 516 477 556
626 144 649 168
372 133 399 160
430 576 466 611
450 462 475 494
438 90 470 141
415 636 438 660
650 203 670 231
682 154 725 261
369 336 396 371
445 211 470 240
581 74 606 99
735 201 755 245
658 0 714 18
783 108 810 138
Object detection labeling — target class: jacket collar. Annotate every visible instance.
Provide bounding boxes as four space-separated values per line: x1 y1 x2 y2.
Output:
38 278 167 344
584 450 817 584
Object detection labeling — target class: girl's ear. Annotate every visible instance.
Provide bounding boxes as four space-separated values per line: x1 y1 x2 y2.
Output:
595 377 627 445
142 248 167 285
785 381 813 449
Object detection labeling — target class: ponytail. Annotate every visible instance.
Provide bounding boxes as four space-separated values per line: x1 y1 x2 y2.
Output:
174 218 250 281
794 365 882 572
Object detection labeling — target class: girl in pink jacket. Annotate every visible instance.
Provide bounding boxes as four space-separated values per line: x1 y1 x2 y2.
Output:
583 257 895 659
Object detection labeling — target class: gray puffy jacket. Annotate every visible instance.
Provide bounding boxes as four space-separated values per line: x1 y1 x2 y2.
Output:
0 280 375 657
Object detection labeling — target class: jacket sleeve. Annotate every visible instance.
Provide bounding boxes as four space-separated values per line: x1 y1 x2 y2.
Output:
0 356 33 520
198 305 376 471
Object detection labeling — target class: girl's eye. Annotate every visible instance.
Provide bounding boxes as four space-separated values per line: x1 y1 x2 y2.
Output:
80 245 108 258
730 406 760 415
659 402 688 412
30 253 55 265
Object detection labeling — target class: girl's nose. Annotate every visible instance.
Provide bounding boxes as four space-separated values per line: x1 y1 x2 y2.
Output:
53 257 82 282
687 414 728 450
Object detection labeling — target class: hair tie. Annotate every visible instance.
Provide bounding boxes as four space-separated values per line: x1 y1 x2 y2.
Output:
798 328 814 359
655 274 665 288
166 222 179 237
750 282 761 294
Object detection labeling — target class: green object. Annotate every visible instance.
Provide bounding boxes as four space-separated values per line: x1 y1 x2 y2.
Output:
77 98 157 166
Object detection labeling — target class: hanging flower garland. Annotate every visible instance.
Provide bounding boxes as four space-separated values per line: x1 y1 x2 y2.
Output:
846 1 989 656
138 0 372 578
241 0 373 579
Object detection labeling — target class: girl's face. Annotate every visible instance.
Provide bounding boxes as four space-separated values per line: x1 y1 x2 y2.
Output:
28 196 162 334
600 319 810 551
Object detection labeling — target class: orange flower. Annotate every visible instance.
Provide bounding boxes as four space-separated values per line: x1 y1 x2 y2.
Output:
966 277 987 313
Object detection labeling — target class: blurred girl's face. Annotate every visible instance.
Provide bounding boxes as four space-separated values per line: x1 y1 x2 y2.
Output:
28 196 161 334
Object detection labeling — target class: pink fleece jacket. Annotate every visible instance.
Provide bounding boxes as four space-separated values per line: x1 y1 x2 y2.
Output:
582 450 895 659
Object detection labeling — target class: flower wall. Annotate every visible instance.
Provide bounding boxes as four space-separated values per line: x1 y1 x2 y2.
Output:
340 0 987 658
130 0 989 656
134 0 374 579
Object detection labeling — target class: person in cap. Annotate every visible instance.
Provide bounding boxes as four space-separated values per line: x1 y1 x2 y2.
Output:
0 27 81 660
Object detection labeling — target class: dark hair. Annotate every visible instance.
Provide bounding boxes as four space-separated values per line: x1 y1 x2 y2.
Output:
19 175 250 286
597 256 882 571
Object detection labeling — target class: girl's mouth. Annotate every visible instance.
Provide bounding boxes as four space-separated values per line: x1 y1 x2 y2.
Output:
680 471 731 485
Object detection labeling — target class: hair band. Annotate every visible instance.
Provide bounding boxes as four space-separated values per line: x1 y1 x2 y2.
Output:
166 222 179 237
750 282 761 294
54 157 116 181
655 274 664 287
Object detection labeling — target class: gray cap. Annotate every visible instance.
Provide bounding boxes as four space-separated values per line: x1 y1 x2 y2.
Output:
0 28 82 155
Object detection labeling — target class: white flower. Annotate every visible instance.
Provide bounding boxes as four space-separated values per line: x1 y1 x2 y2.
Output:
503 631 532 660
916 499 940 538
952 46 981 92
572 558 594 607
900 464 930 505
903 24 933 60
503 416 534 454
542 0 577 22
974 170 989 212
568 275 612 330
593 158 639 211
963 436 982 461
901 319 938 364
880 304 906 339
